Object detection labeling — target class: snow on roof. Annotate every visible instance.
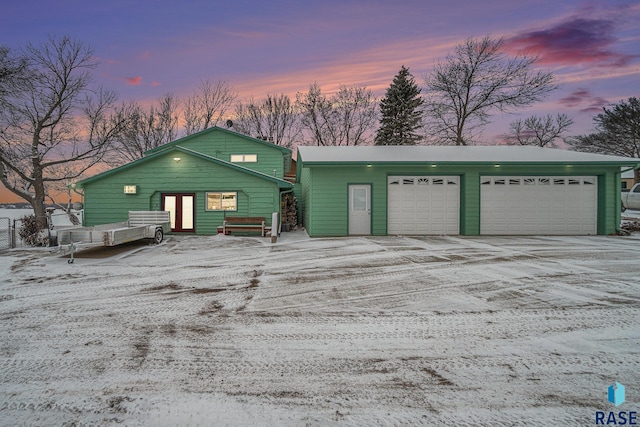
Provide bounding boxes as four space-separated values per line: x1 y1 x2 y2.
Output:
297 145 639 165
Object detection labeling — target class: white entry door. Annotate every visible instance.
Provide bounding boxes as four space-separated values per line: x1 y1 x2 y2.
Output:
348 184 371 235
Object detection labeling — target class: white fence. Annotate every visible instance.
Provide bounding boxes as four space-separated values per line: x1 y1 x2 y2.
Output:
0 209 83 249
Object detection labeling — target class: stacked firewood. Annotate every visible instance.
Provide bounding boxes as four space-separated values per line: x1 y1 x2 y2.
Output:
282 194 298 228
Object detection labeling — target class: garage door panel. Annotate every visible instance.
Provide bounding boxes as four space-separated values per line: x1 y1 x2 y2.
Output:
388 175 460 235
480 176 597 235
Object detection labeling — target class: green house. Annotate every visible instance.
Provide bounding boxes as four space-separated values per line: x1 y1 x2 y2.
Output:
77 127 293 234
297 146 639 237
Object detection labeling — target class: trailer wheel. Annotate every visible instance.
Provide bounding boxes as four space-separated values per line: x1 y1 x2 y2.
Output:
154 228 164 244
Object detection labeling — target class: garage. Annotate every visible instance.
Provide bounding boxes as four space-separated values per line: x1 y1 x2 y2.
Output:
297 145 638 237
388 175 460 235
480 176 598 235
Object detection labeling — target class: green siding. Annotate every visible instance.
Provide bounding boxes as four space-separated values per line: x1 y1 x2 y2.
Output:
83 150 281 234
300 162 625 237
146 127 290 178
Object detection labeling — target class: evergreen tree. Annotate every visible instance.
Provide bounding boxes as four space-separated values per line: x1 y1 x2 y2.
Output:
375 66 424 145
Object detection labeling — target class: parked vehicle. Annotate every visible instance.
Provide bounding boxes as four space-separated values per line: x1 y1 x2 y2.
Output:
58 211 170 263
621 183 640 212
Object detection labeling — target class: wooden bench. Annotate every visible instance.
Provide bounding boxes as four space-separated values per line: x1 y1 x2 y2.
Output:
218 216 271 237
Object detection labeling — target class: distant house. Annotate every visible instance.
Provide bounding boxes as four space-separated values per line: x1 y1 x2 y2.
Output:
297 146 640 236
77 127 293 234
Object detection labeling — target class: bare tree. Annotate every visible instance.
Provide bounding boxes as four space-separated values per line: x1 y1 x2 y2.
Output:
0 36 127 228
505 113 573 147
233 93 301 148
109 93 179 165
0 46 29 108
296 83 378 146
183 79 237 135
424 35 557 145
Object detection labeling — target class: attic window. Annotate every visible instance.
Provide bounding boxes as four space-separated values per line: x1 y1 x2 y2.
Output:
230 154 257 163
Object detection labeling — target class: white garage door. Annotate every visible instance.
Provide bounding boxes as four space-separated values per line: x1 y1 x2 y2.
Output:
388 176 460 235
481 176 597 235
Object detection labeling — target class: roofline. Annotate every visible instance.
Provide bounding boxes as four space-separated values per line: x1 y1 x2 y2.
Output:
145 126 292 156
299 160 640 167
78 146 293 189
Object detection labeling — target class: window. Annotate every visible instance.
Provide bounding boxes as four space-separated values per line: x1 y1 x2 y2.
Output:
352 188 367 211
230 154 257 163
206 192 237 211
123 185 137 194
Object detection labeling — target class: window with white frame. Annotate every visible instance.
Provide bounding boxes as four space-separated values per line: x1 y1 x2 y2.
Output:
230 154 257 163
206 192 237 211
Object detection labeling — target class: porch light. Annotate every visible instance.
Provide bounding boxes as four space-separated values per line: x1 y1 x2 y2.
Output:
366 164 372 168
173 157 181 162
431 164 437 168
494 164 501 168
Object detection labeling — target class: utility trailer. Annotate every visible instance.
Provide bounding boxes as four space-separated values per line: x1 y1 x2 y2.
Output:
58 211 171 263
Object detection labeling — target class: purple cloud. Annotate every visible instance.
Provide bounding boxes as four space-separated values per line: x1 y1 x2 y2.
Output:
559 89 608 114
506 17 637 67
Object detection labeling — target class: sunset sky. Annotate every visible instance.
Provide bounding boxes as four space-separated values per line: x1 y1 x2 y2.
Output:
1 0 639 203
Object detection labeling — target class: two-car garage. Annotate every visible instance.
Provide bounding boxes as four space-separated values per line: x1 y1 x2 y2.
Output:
386 174 598 236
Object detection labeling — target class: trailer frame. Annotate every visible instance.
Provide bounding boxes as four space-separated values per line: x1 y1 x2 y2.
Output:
58 211 171 263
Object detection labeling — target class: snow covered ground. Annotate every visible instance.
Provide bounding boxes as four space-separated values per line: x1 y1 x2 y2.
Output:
1 231 639 425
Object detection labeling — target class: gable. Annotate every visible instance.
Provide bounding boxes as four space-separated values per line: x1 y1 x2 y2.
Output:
146 127 291 176
78 146 292 189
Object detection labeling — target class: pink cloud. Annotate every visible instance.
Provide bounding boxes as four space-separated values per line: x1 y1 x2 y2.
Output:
506 17 638 67
126 76 143 86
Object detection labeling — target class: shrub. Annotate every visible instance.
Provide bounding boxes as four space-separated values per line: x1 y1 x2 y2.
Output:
18 214 49 247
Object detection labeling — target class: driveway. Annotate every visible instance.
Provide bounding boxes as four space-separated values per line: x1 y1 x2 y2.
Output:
1 233 639 425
